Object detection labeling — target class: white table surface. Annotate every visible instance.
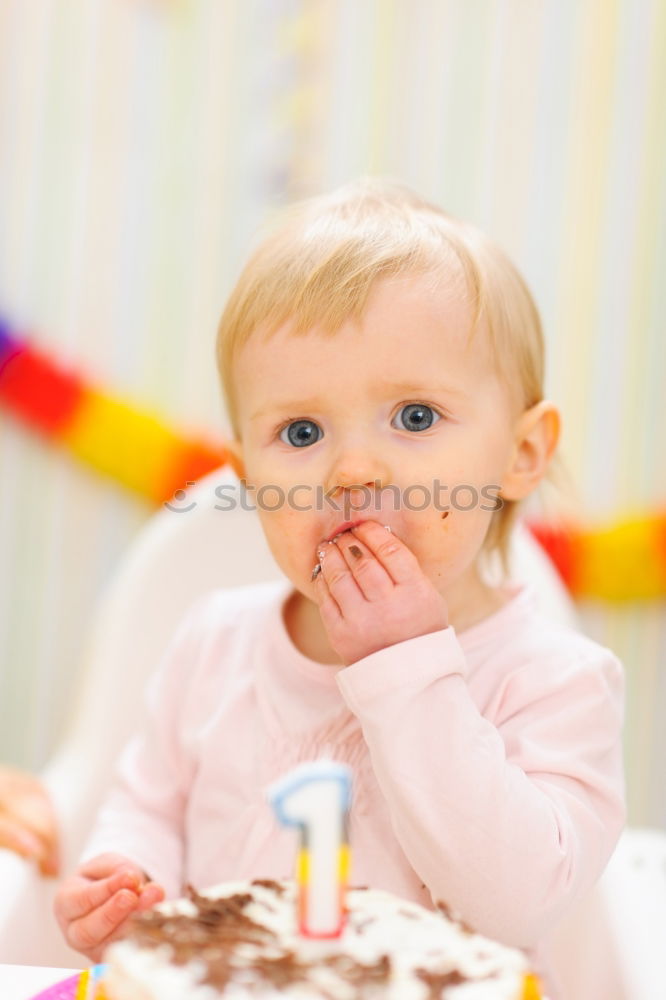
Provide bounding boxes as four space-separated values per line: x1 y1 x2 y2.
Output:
0 965 80 1000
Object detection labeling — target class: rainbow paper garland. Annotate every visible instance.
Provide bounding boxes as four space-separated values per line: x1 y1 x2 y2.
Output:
0 318 237 504
1 319 665 601
528 516 666 602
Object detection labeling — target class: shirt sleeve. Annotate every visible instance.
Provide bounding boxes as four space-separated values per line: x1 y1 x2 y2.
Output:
335 625 626 949
79 599 209 899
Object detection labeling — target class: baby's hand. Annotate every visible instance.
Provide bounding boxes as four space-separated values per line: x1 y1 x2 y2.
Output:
313 521 448 665
0 765 59 876
54 852 165 962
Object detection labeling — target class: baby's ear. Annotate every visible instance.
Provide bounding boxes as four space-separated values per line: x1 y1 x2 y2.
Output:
499 401 561 502
225 438 247 479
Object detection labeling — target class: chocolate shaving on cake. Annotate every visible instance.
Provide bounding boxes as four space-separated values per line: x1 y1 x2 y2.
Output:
352 916 377 934
126 887 274 968
186 886 254 923
416 967 500 998
323 952 392 986
207 947 393 996
250 878 287 896
196 953 234 991
435 900 476 935
245 951 311 990
117 883 520 999
415 967 468 997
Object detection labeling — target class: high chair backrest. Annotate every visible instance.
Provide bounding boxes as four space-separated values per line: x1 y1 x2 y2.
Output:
0 465 582 970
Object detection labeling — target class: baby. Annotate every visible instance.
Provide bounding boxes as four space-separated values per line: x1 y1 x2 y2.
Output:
54 179 625 996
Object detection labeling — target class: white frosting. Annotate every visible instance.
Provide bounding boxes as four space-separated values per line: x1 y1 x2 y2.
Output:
103 880 530 999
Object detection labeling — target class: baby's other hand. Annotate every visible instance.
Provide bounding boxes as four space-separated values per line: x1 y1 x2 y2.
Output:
0 765 59 876
313 520 448 665
54 852 165 962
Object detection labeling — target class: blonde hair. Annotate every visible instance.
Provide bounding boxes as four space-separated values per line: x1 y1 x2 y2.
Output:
216 177 563 575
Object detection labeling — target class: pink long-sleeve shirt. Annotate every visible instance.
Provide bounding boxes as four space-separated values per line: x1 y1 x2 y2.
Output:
83 578 625 996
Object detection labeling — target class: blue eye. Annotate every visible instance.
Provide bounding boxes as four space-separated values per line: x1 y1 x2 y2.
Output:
394 403 440 432
279 419 323 447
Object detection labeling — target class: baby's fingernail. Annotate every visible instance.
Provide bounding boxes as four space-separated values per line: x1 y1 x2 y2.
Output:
116 890 136 912
310 564 322 581
317 547 327 560
117 868 140 888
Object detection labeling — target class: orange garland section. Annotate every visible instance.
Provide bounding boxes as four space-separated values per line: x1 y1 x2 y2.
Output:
527 515 666 601
0 319 234 504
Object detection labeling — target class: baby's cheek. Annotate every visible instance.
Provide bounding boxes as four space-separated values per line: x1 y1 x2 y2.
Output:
411 512 464 574
258 509 313 575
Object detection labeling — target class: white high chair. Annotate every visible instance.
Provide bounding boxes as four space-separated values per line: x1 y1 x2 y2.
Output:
0 466 663 999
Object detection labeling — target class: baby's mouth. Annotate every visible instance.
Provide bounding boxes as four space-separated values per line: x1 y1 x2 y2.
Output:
325 519 367 543
310 520 366 581
310 520 395 581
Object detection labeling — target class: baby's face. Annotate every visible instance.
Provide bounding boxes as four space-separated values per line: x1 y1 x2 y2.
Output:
231 273 522 603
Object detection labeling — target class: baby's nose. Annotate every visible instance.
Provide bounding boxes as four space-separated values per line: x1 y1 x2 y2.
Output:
326 479 388 509
328 436 391 489
328 470 389 494
348 481 374 493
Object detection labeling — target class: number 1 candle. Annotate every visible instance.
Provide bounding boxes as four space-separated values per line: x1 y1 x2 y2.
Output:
268 759 352 938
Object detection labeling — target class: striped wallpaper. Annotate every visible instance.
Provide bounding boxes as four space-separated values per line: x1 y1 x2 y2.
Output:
0 0 664 826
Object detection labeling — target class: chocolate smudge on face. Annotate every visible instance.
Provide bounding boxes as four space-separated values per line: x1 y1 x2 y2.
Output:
441 511 450 519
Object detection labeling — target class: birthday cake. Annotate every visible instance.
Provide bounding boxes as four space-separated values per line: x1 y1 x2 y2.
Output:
101 878 540 999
